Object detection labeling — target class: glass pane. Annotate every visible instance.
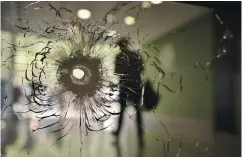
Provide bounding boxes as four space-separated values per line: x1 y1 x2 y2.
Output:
1 2 240 157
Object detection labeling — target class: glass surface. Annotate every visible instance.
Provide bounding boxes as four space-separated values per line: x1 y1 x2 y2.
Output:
1 1 240 157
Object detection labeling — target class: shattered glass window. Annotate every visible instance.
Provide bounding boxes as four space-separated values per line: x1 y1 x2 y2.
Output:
1 1 241 157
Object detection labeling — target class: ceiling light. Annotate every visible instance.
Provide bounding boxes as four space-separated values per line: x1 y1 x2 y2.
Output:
77 9 91 20
124 16 136 25
151 1 163 4
142 2 152 8
72 68 85 79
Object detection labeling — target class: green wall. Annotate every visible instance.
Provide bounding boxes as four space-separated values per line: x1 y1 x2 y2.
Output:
142 12 215 120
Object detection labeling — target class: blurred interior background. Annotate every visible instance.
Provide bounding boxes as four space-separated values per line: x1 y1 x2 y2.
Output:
1 1 241 157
